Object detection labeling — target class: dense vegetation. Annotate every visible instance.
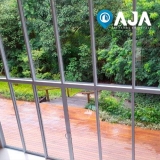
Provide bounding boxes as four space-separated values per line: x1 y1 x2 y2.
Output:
0 0 160 85
86 91 160 129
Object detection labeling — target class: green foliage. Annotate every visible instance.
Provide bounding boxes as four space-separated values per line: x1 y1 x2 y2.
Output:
98 40 132 84
99 110 132 124
65 44 93 82
135 93 160 105
135 106 160 124
136 47 160 86
52 73 61 80
135 0 160 86
0 55 3 75
85 98 95 110
134 93 160 124
84 91 160 128
99 91 131 120
114 91 131 101
96 0 160 86
0 0 93 81
0 82 10 98
0 0 28 78
0 0 24 51
1 0 160 86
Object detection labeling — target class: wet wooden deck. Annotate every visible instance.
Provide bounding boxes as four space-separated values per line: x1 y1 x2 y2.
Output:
0 98 160 160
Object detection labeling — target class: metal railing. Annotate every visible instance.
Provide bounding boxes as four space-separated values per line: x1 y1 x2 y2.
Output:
0 0 159 160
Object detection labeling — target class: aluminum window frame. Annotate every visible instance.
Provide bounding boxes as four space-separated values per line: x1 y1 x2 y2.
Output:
0 0 160 160
0 122 6 148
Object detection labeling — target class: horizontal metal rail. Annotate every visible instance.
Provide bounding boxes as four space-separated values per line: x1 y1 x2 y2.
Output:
1 78 160 94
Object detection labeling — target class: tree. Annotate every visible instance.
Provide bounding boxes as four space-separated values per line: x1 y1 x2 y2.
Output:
0 0 27 77
136 0 160 86
98 0 160 86
1 0 160 85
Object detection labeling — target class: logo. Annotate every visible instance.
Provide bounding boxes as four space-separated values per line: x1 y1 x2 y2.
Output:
97 10 113 29
100 13 110 23
97 10 151 29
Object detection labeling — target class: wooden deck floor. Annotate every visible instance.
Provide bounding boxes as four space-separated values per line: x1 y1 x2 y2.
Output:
0 98 160 160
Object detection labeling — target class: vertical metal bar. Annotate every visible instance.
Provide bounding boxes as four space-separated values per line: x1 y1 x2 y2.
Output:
61 87 74 160
132 0 136 160
89 0 97 86
94 90 102 160
0 122 6 148
17 0 48 157
132 1 136 88
32 85 48 158
131 93 135 160
50 1 74 160
89 0 102 160
0 36 26 152
8 82 27 152
50 0 65 84
0 36 10 78
17 0 36 80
